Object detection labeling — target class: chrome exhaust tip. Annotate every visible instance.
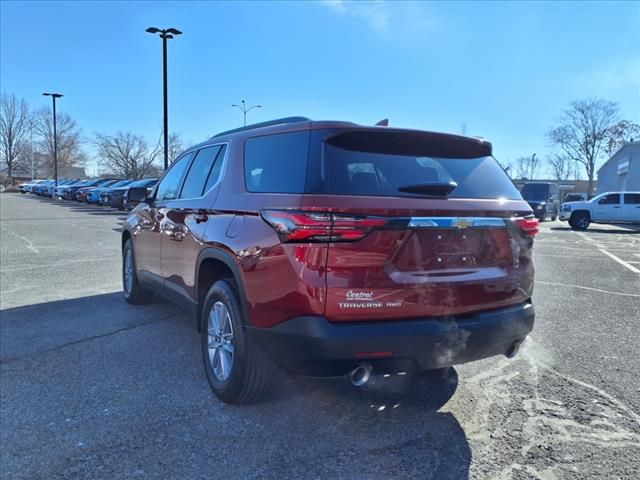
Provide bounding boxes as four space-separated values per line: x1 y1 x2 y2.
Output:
506 341 522 359
349 363 373 387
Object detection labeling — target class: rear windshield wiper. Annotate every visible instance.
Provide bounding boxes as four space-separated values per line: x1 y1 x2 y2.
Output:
397 181 458 196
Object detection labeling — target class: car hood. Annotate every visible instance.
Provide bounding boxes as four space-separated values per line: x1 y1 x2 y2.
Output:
562 201 589 208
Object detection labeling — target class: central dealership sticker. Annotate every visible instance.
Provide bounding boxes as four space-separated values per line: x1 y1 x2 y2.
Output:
338 290 402 309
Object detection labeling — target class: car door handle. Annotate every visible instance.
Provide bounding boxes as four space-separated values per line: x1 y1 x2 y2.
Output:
613 206 620 208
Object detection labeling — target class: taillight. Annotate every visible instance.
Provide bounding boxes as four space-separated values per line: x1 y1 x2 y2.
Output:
514 217 539 237
261 210 388 243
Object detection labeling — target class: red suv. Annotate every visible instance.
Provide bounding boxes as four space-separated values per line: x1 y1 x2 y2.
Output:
122 117 538 403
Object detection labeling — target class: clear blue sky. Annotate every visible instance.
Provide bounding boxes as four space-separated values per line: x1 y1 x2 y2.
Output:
1 0 639 175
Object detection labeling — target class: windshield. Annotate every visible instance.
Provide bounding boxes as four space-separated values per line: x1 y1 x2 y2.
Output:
520 184 550 201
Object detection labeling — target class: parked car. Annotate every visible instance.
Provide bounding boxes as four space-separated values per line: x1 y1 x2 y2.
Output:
34 180 56 196
86 179 133 204
75 179 118 202
102 179 155 209
86 180 133 204
520 182 560 221
560 192 640 229
56 179 95 200
44 179 77 197
122 117 538 404
121 179 158 210
56 179 89 198
18 179 47 194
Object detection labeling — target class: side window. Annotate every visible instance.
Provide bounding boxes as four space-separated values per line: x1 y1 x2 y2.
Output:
155 153 193 201
180 146 222 199
244 131 310 193
624 193 640 204
598 194 620 205
203 145 227 193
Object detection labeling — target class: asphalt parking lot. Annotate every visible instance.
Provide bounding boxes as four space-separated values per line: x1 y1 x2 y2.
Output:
1 192 639 480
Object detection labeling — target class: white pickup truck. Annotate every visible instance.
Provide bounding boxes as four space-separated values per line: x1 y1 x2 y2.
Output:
559 191 640 230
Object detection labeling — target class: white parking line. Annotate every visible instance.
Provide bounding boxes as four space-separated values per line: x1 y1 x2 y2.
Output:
537 280 640 297
598 249 640 274
573 231 640 274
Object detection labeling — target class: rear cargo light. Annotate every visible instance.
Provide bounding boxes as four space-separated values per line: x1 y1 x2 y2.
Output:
261 210 388 243
514 217 539 237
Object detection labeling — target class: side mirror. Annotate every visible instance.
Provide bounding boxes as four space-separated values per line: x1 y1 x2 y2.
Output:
127 187 150 203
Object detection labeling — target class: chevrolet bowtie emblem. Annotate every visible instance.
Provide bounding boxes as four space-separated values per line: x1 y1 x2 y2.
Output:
453 218 474 229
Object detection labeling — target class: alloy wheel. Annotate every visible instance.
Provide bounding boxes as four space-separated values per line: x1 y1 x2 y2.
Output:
208 301 235 382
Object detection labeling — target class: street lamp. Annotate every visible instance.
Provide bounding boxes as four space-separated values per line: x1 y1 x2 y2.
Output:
231 100 261 127
146 26 182 170
42 92 63 187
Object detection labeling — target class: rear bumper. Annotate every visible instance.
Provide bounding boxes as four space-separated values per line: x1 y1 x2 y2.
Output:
249 303 534 376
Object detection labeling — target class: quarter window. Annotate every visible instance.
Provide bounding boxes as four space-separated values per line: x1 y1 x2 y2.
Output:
244 131 310 193
180 146 222 199
155 153 193 201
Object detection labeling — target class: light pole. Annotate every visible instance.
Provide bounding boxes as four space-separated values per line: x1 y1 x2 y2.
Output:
531 153 537 180
42 93 63 187
29 119 34 180
232 100 261 127
146 26 182 170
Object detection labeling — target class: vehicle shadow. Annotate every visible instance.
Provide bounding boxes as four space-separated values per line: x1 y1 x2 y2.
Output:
1 291 472 479
259 368 470 478
550 226 640 234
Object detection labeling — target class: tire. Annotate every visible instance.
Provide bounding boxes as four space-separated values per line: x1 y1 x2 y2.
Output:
569 211 590 230
551 209 558 221
122 238 153 304
201 279 269 404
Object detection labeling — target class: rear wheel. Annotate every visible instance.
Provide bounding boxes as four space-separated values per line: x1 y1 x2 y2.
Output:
201 280 269 404
569 211 590 230
551 208 558 221
122 238 153 304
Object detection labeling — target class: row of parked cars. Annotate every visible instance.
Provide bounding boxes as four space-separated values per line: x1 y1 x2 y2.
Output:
19 177 158 210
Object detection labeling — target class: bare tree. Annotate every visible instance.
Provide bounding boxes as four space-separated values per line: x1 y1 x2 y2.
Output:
33 107 86 174
547 98 619 197
495 157 513 177
605 119 640 155
94 131 162 179
512 155 539 179
0 93 30 178
547 153 574 181
167 132 185 164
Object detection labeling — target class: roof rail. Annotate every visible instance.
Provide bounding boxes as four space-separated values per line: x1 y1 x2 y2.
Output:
211 116 311 138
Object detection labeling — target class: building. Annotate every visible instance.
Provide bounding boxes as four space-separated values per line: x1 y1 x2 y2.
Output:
0 161 87 184
597 141 640 194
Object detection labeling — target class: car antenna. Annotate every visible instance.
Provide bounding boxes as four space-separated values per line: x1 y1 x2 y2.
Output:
375 118 389 126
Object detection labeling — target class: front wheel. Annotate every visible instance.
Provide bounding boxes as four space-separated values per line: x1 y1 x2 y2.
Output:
201 280 270 404
551 209 558 221
569 211 590 230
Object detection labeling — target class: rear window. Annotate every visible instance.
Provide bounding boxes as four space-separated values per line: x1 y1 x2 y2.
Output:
244 131 309 193
320 132 521 200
